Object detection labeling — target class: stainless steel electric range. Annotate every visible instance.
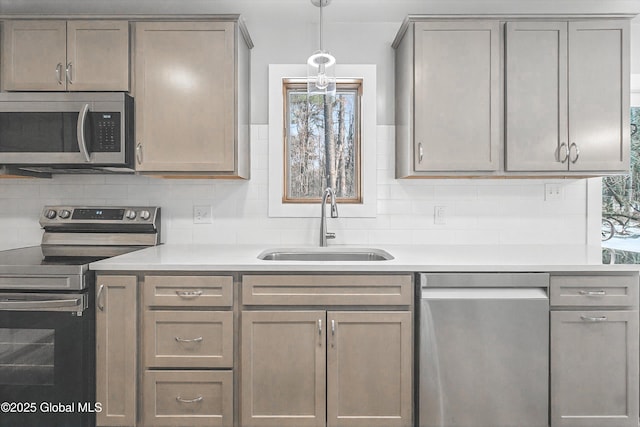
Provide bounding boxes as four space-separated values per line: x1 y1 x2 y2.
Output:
0 206 160 427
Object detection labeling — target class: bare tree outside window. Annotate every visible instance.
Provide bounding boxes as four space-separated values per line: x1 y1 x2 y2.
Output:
284 80 361 203
601 107 640 242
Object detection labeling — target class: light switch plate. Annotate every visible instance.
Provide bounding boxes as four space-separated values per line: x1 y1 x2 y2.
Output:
193 205 212 224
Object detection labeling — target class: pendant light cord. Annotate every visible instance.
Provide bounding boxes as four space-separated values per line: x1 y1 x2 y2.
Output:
319 0 324 52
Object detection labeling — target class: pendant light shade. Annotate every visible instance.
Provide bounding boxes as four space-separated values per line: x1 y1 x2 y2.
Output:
307 0 336 97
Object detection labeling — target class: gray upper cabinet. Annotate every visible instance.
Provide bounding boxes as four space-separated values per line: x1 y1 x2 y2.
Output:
133 19 251 177
1 20 129 91
394 20 500 177
506 20 630 173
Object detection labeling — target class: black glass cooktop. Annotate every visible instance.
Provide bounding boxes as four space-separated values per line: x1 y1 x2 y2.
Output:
0 246 108 266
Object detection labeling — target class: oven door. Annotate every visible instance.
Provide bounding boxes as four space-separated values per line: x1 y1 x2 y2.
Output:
0 292 95 427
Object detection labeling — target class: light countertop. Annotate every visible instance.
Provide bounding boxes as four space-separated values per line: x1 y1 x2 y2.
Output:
89 244 640 272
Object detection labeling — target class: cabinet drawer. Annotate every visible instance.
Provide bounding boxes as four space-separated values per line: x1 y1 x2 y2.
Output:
144 275 233 307
550 275 639 307
143 370 233 427
143 311 233 368
242 274 412 306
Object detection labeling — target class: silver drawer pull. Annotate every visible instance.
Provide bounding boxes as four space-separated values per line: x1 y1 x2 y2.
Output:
176 290 203 299
175 336 203 343
176 395 203 404
579 290 606 296
580 315 607 322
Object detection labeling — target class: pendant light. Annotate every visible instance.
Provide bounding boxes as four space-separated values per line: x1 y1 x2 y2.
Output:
307 0 336 97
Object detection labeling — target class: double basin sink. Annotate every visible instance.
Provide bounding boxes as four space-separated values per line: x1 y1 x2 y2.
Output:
258 247 394 262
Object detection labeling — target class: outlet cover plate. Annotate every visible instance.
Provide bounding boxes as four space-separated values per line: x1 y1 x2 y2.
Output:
193 205 212 224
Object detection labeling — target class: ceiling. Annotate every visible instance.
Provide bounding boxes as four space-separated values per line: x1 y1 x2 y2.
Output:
0 0 638 23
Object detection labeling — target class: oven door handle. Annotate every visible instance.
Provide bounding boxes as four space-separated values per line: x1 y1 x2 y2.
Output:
0 297 82 311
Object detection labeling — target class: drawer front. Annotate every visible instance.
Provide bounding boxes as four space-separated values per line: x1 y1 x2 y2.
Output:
143 370 233 427
242 274 413 306
144 311 233 368
144 275 233 308
550 275 639 307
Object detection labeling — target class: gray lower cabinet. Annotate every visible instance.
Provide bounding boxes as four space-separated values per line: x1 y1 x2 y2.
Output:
240 310 412 427
240 310 327 427
550 274 640 427
95 275 138 427
240 273 413 427
141 274 235 427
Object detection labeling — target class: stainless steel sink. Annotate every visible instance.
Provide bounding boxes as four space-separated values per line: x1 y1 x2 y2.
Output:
257 248 394 261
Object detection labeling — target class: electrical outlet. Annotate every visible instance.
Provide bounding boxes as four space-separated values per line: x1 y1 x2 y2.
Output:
544 184 563 201
193 205 212 224
434 206 447 225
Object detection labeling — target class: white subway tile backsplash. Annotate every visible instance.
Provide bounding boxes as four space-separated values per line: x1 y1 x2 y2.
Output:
0 125 593 249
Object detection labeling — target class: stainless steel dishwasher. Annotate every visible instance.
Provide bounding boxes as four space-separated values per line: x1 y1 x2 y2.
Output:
417 273 549 427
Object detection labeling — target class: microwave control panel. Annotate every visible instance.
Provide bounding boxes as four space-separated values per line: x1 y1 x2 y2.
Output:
91 112 121 152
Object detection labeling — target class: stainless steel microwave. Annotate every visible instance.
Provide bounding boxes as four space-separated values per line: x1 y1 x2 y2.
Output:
0 92 133 172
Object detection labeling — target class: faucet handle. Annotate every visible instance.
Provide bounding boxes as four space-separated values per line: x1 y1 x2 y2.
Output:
326 232 336 240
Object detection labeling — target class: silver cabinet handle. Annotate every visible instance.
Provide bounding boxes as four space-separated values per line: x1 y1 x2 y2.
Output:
136 143 143 165
77 104 91 162
580 315 607 322
559 142 569 163
579 290 606 296
97 284 105 311
0 298 80 310
318 319 322 337
175 290 203 299
175 336 203 343
56 63 64 85
569 142 580 164
331 319 336 347
176 396 203 404
66 62 74 84
418 142 424 163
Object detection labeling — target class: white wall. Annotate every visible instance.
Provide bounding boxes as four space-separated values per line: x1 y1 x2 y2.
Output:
0 0 633 249
0 125 588 250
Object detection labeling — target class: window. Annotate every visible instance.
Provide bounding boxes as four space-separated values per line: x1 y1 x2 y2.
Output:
268 64 376 218
284 80 362 203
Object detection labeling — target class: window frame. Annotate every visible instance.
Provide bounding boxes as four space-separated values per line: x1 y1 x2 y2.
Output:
282 78 363 204
268 64 377 218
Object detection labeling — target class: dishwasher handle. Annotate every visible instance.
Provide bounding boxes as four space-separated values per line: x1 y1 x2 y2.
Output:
421 287 548 300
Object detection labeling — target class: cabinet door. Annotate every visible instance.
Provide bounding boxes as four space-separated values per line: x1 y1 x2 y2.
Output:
413 21 499 172
241 311 326 427
1 20 67 91
66 20 129 91
95 275 137 427
134 21 236 172
568 20 630 172
505 21 569 172
327 311 412 427
551 310 639 427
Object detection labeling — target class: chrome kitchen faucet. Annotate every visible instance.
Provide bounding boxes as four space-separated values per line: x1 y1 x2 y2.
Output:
319 187 338 247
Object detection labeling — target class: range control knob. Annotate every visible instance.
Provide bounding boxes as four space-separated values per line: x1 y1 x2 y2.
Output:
45 209 57 219
124 210 137 220
59 209 71 219
139 210 151 221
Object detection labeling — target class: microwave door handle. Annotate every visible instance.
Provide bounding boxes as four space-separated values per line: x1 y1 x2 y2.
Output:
77 103 91 162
